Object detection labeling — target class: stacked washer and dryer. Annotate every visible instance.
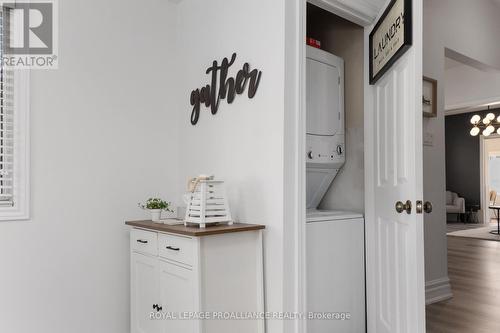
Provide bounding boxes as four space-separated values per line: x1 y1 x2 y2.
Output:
306 46 365 332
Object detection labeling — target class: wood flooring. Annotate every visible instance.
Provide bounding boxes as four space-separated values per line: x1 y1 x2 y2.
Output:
446 222 495 233
426 236 500 332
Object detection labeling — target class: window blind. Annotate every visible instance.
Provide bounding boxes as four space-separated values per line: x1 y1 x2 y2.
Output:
0 10 14 207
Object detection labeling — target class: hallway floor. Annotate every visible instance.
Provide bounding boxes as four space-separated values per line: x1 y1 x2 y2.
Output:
446 222 495 233
426 237 500 332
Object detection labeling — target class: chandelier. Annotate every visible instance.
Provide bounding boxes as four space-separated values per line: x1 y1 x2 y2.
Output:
470 109 500 137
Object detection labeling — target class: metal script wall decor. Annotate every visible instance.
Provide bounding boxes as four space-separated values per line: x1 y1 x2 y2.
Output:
190 53 262 125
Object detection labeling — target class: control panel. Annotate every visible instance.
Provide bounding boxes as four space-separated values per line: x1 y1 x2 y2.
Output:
306 134 345 170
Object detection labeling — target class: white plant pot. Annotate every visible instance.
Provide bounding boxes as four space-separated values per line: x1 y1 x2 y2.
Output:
150 209 162 222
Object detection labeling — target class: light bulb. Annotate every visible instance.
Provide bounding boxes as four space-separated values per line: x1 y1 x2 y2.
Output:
471 115 481 124
497 115 500 123
487 125 495 133
496 127 500 135
471 127 480 136
484 129 492 136
487 113 496 120
483 117 491 125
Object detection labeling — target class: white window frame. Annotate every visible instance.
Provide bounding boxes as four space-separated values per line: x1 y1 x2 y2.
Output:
0 69 30 221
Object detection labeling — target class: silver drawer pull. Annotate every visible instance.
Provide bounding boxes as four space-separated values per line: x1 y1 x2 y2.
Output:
136 239 148 244
166 246 180 251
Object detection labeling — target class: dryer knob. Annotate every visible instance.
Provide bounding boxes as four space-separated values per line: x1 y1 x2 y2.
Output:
336 145 343 155
307 151 313 160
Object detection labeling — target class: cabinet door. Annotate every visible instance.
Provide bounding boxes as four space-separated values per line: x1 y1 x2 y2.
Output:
158 260 199 333
131 252 160 333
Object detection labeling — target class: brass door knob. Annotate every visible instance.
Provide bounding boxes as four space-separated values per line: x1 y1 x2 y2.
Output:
424 201 433 214
395 200 412 214
416 200 423 214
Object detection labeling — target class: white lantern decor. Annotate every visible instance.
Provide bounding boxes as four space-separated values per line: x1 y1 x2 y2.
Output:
184 178 233 228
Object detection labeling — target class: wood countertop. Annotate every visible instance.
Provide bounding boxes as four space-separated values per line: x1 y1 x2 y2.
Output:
125 220 265 237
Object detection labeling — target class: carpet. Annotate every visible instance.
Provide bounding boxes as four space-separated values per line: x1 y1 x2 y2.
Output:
447 224 500 242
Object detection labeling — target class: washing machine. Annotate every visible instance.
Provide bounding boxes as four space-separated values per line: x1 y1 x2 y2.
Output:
305 45 365 332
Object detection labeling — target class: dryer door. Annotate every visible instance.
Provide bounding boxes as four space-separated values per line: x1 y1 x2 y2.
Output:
306 57 341 136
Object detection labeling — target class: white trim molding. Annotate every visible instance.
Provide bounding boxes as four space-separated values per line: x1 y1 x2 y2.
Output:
479 134 500 225
283 1 307 333
307 0 386 26
425 277 453 305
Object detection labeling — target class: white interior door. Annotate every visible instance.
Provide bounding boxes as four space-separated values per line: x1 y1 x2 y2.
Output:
364 1 425 332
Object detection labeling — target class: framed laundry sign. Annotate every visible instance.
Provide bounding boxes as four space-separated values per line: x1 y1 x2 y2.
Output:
369 0 412 84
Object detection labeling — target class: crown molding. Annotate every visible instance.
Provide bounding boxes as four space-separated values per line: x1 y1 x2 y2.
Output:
308 0 386 26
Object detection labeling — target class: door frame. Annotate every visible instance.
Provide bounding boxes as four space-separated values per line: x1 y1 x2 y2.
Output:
284 1 423 333
479 134 500 224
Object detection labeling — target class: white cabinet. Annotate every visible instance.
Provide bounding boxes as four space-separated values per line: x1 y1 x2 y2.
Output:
158 261 198 333
128 224 265 333
131 253 160 333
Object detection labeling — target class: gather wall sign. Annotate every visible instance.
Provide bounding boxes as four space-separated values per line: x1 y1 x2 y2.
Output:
190 53 262 125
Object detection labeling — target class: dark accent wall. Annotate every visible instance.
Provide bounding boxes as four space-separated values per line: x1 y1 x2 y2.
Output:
445 108 500 207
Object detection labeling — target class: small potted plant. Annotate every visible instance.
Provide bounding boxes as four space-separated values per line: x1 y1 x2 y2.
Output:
138 198 173 222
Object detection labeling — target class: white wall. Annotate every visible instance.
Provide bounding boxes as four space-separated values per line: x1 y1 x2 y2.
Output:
422 0 449 297
423 0 500 299
445 63 500 110
0 1 179 332
174 1 286 332
429 0 500 70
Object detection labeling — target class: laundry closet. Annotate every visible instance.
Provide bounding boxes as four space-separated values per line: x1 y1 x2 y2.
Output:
305 2 366 333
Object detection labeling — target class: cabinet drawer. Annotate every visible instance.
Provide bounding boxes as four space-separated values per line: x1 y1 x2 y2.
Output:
158 233 195 266
131 229 158 256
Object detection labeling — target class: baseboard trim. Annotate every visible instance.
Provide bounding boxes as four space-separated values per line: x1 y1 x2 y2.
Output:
426 277 453 305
